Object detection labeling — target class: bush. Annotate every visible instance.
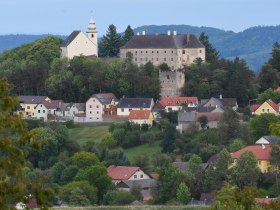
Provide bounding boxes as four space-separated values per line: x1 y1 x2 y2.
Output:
103 190 134 205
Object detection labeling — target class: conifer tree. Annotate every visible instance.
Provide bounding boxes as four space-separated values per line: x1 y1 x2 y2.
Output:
269 42 280 71
122 25 134 46
199 32 219 63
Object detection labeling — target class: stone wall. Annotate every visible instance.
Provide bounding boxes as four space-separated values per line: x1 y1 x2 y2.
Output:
159 70 185 97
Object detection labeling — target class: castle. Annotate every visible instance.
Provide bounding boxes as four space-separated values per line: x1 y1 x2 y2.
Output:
60 18 98 59
120 31 205 97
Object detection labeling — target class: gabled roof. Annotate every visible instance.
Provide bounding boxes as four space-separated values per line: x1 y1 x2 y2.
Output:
201 97 237 108
128 110 152 120
255 136 280 145
231 145 271 160
90 93 118 105
60 103 73 112
159 96 198 107
196 112 223 122
107 165 140 180
19 95 48 104
121 34 204 49
60 30 81 47
183 105 220 113
72 103 86 111
178 112 196 122
252 99 279 113
42 100 63 109
116 179 157 189
118 98 153 109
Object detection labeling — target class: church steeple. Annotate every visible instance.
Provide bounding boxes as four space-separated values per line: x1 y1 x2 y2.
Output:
86 17 98 56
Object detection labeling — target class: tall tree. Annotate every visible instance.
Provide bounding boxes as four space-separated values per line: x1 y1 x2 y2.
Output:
99 24 122 57
258 64 280 92
199 32 219 63
122 25 134 46
269 42 280 71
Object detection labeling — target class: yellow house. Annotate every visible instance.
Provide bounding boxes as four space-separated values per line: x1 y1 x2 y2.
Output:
231 145 272 173
251 99 279 115
128 110 154 126
18 96 50 118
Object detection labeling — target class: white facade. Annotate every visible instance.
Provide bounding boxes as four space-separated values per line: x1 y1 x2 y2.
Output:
117 107 153 116
128 169 150 180
61 18 98 59
34 104 48 121
86 97 103 122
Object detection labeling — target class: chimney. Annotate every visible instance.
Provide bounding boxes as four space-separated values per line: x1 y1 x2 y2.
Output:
219 94 223 99
167 30 171 36
174 31 177 35
142 31 145 35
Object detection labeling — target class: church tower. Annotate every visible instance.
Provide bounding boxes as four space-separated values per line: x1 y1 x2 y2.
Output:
86 17 98 56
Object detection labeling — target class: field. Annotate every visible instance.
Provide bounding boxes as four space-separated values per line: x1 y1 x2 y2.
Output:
68 125 110 146
52 205 209 210
123 141 161 164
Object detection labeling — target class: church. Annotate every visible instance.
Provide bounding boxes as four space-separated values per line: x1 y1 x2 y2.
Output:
60 18 98 59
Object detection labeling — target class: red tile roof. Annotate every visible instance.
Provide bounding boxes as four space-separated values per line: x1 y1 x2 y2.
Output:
107 165 140 180
42 100 63 109
159 96 198 107
255 198 275 204
251 104 261 112
143 196 153 201
149 172 159 180
275 87 280 92
266 100 279 112
128 110 152 120
231 145 271 160
196 112 223 122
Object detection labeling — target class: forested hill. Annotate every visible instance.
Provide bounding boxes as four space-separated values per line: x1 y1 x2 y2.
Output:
1 25 280 71
134 25 280 71
0 34 66 52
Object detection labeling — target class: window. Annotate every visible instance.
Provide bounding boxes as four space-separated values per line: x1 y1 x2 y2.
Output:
171 58 173 61
164 51 166 53
164 58 166 61
167 75 170 79
91 34 94 38
43 110 45 113
146 51 147 53
258 160 261 165
267 109 269 112
121 108 124 112
135 51 137 54
141 51 142 53
134 175 137 178
156 58 159 61
93 99 95 102
38 110 40 113
40 105 42 107
140 174 143 178
90 111 92 114
152 51 154 53
97 111 99 114
145 58 148 61
27 106 30 109
96 105 99 108
129 109 132 111
200 49 202 53
262 109 265 112
171 51 173 53
89 105 92 108
183 50 185 54
157 51 159 53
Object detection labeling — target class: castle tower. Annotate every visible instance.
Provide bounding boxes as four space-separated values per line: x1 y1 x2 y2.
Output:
86 17 98 56
159 70 185 97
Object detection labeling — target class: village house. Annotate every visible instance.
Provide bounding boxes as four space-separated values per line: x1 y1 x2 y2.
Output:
107 165 150 184
176 112 223 133
231 145 272 173
157 96 198 112
251 99 279 115
86 93 118 122
128 110 154 126
60 18 98 59
34 100 63 121
57 103 86 121
116 179 157 201
255 136 280 145
201 96 238 111
117 98 154 116
18 95 50 118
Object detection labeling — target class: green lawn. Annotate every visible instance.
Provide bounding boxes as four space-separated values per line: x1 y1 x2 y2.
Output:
123 141 161 165
68 125 110 146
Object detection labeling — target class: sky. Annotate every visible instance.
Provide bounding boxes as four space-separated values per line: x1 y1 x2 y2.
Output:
0 0 279 36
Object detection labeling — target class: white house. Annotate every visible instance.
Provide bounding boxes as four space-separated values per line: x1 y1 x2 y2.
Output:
34 100 63 121
157 96 199 112
60 18 98 59
117 98 154 116
107 165 150 184
86 93 118 122
58 103 85 121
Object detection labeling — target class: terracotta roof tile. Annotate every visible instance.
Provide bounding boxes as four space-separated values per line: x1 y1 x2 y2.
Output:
231 145 271 160
107 165 140 180
128 110 151 120
266 100 279 112
42 100 63 109
275 87 280 92
196 112 223 122
159 96 198 107
251 104 261 112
